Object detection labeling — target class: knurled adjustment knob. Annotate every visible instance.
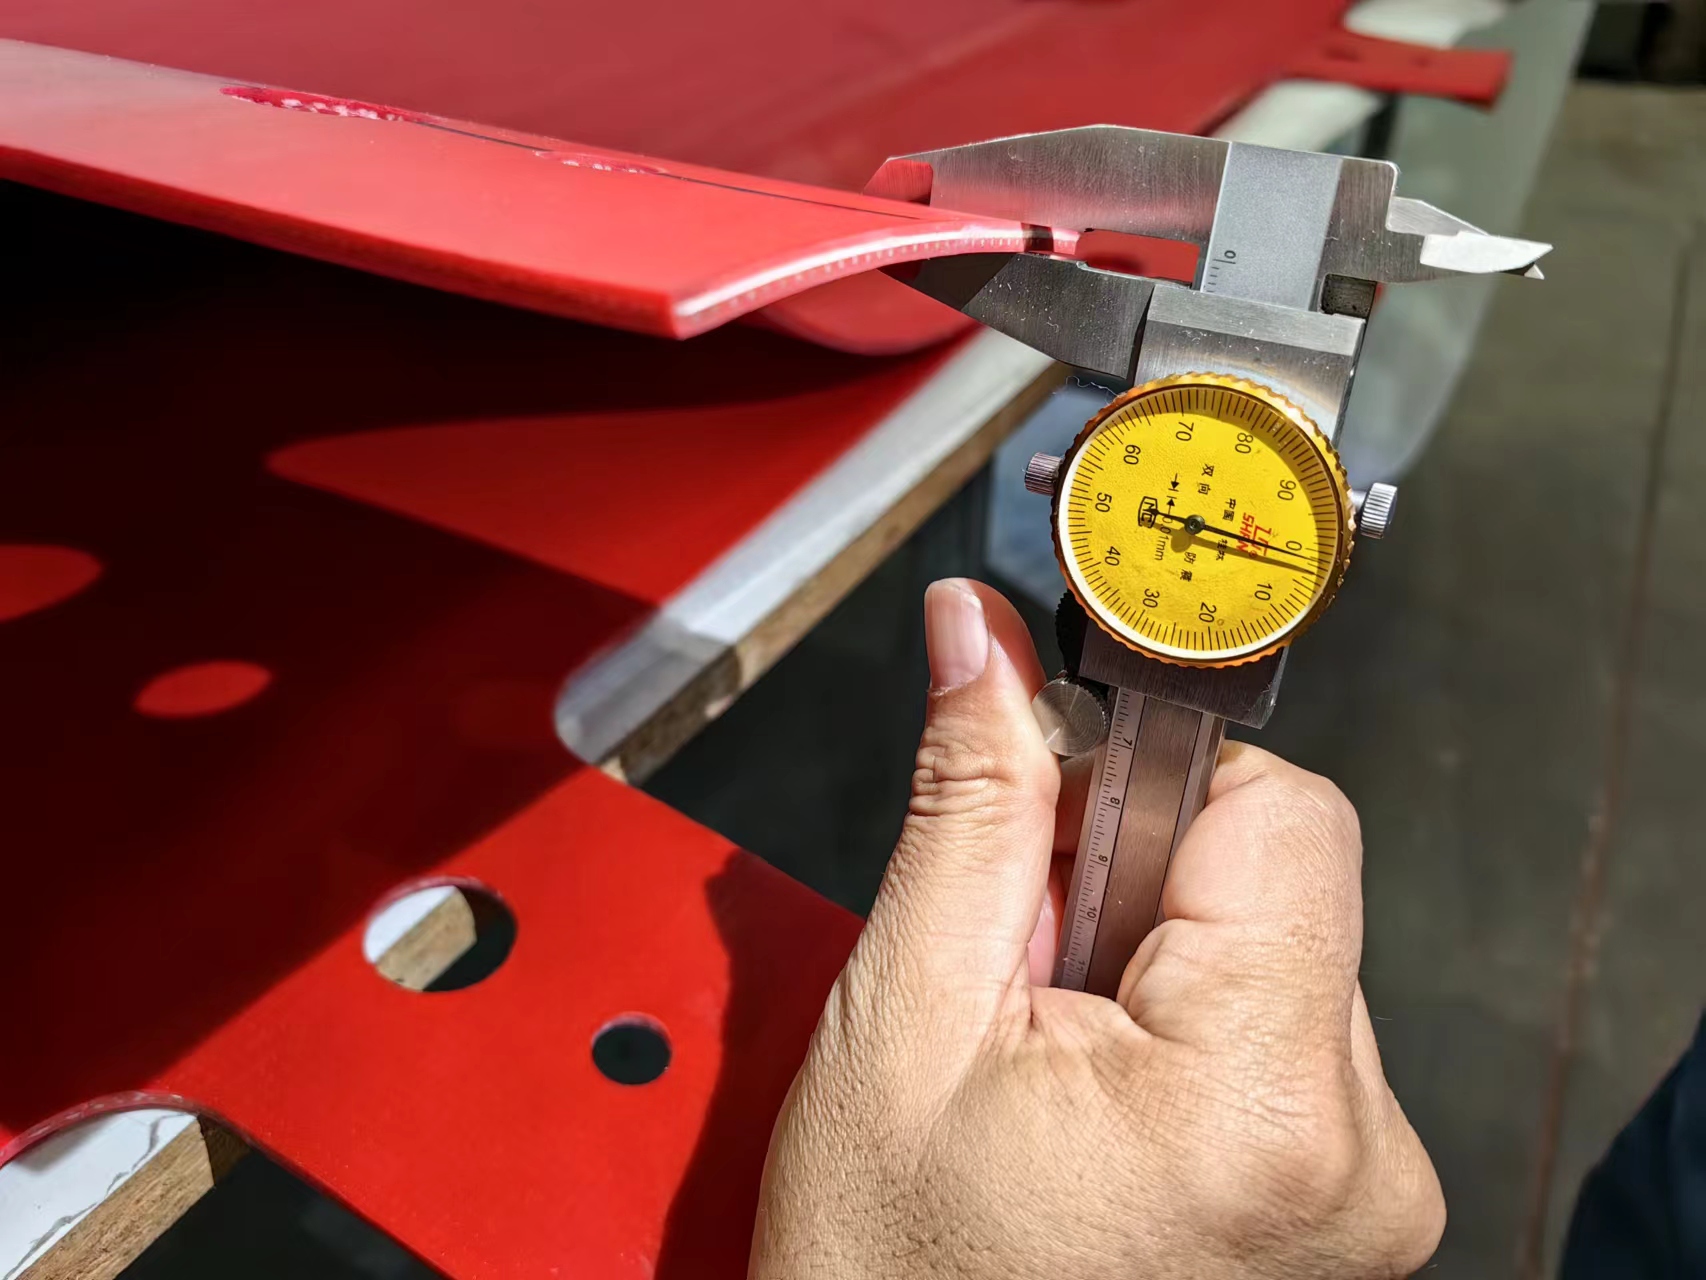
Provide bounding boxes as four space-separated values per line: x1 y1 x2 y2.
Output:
1356 482 1398 539
1024 452 1063 496
1031 676 1109 758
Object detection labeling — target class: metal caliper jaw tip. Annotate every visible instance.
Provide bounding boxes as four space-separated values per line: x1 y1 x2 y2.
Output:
1388 197 1550 279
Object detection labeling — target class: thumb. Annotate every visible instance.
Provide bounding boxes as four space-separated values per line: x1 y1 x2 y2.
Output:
860 580 1058 1016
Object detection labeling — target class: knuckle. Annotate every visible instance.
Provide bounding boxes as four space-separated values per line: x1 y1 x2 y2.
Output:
1206 1082 1365 1226
910 735 1003 814
1407 1186 1449 1271
1227 1095 1444 1275
1385 1185 1447 1276
1269 771 1359 851
1368 1134 1447 1274
1271 1114 1365 1222
1211 1086 1369 1237
1223 749 1360 852
1301 775 1361 847
908 722 1051 822
1148 1050 1369 1242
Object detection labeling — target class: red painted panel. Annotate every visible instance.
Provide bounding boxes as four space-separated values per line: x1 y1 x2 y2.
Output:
0 1 1359 190
266 348 957 599
0 190 912 1186
0 43 1037 343
1286 29 1510 106
0 17 1511 355
169 770 859 1280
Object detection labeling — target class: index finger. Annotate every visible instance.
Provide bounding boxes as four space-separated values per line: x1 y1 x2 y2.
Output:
1118 742 1364 1052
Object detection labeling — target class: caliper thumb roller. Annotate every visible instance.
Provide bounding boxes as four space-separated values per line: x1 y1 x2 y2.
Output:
870 125 1548 997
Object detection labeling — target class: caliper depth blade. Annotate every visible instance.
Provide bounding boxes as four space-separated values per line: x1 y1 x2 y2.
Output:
1054 690 1224 999
1054 688 1144 992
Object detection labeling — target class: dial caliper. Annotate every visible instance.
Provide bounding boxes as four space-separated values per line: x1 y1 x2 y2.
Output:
869 126 1549 998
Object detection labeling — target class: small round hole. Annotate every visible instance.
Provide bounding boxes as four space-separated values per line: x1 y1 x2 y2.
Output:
363 882 515 992
592 1016 671 1085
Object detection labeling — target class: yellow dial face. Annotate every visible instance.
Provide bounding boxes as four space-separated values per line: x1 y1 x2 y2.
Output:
1055 374 1353 666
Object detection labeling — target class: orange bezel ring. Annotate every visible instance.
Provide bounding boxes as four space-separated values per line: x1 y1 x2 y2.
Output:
1049 372 1356 669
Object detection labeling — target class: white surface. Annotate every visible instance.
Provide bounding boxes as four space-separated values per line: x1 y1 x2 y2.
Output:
0 1109 195 1280
1344 0 1508 45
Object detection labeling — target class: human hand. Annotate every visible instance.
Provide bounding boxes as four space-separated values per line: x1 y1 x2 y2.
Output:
749 579 1443 1279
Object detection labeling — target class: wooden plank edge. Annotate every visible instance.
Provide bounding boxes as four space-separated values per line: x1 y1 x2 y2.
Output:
605 360 1066 784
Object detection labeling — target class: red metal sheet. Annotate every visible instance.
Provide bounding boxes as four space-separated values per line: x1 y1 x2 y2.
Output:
0 187 903 1208
0 12 1510 355
0 0 1510 192
0 0 1362 191
29 772 861 1280
1284 29 1510 106
0 42 1037 344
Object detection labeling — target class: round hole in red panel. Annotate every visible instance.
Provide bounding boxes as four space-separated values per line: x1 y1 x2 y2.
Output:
0 545 102 622
364 882 517 992
592 1015 672 1086
134 661 274 718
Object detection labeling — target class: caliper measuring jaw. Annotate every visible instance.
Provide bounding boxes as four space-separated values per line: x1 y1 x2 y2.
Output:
874 126 1548 997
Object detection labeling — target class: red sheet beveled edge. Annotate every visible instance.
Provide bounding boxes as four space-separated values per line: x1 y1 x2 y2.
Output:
0 25 1511 357
0 41 1041 342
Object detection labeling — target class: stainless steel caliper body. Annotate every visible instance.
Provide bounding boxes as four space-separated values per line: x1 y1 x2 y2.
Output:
872 126 1549 995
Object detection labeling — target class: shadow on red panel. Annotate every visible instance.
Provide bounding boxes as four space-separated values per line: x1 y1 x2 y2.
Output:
0 183 904 1137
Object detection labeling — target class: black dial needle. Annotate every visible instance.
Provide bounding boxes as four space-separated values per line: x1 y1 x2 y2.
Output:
1154 511 1315 563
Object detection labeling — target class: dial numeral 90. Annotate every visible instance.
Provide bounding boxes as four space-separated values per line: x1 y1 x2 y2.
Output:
1277 478 1297 501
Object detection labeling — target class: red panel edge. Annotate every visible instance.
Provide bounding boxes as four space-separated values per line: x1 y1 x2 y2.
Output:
0 145 683 336
1288 29 1512 108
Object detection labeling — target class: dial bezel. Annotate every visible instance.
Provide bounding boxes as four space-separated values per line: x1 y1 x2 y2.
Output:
1051 372 1356 668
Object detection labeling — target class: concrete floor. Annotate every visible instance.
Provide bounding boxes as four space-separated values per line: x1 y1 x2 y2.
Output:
121 81 1706 1278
